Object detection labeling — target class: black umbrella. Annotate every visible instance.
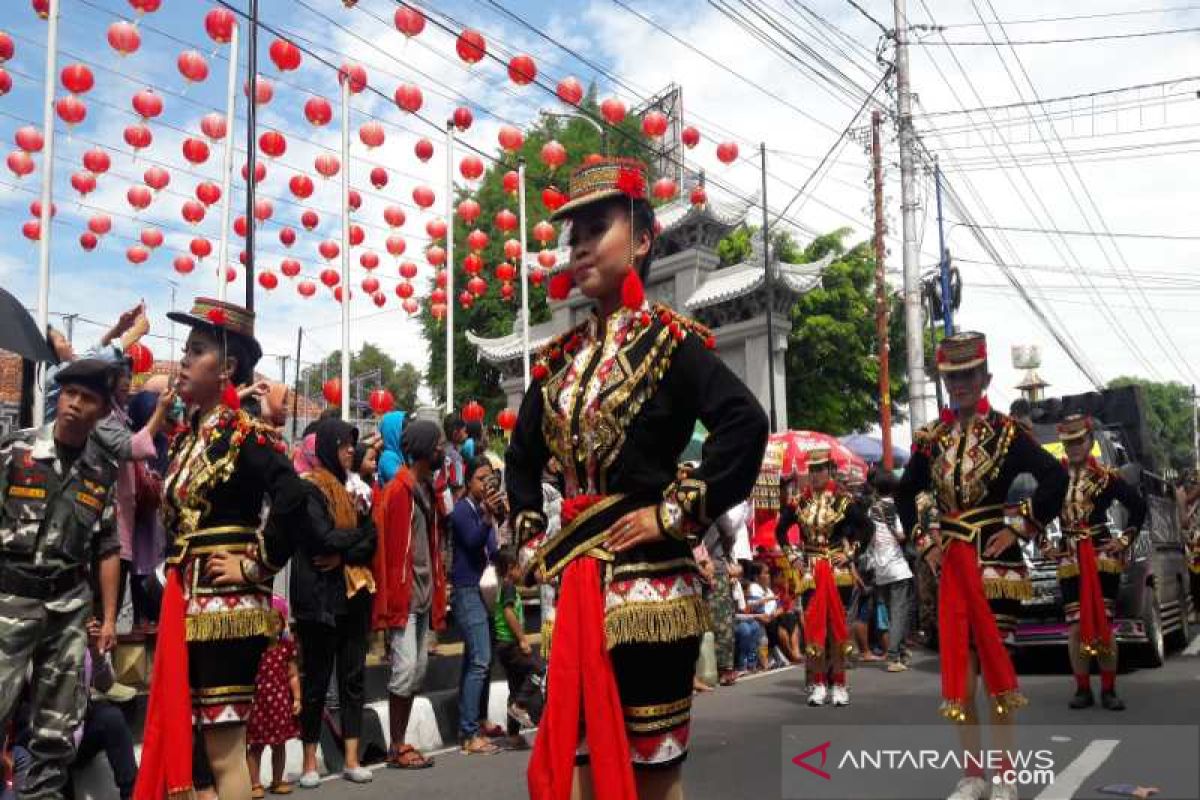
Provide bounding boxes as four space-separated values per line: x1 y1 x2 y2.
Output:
0 286 57 364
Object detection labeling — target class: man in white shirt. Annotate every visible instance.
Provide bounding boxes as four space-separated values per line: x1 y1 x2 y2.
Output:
869 496 914 671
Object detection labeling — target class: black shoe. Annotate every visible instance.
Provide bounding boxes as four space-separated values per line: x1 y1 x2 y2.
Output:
1068 688 1095 709
1100 690 1125 711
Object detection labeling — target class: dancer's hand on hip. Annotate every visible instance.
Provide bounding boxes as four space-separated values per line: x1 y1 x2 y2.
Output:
606 507 665 553
983 528 1018 558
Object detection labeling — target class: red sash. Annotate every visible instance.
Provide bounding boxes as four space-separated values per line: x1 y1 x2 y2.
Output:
802 558 848 655
1075 537 1114 656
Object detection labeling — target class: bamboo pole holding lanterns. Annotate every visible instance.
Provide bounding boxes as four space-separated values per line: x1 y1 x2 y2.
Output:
518 159 531 388
216 23 239 303
32 0 60 428
339 78 351 422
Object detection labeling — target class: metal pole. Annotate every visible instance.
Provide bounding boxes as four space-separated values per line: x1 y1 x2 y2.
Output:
167 281 177 377
244 0 259 310
339 78 351 422
871 110 894 471
760 142 778 433
291 326 302 441
893 0 931 432
934 161 953 335
62 314 76 345
445 120 456 414
216 23 239 304
927 287 945 411
517 158 531 389
32 0 61 428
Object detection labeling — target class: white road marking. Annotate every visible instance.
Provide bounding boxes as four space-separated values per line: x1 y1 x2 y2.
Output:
1182 632 1200 656
1033 739 1121 800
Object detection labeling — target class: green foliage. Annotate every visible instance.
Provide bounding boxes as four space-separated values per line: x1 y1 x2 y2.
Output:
784 228 910 434
716 224 802 266
1106 376 1195 473
301 343 421 414
421 92 646 417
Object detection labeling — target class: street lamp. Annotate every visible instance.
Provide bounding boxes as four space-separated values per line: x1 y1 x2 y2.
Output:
540 110 607 154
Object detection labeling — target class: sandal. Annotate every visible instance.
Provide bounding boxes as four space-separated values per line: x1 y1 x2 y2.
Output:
252 786 266 800
386 744 435 770
479 721 506 738
461 736 501 755
269 781 294 795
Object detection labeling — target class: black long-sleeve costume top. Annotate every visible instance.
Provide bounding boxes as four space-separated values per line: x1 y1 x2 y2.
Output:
1059 458 1146 548
505 303 769 549
775 485 871 561
894 410 1068 570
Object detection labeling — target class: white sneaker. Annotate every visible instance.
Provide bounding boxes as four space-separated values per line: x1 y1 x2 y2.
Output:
298 771 321 789
807 683 827 706
342 766 374 784
830 684 850 706
990 781 1019 800
947 776 988 800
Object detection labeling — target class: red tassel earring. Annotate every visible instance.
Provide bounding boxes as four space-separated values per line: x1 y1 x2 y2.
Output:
221 379 241 411
547 269 573 301
621 266 644 312
975 395 991 416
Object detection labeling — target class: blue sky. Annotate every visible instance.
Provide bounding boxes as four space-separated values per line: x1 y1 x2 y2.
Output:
2 0 1197 421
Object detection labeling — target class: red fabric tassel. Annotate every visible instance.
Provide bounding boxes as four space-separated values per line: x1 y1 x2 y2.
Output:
939 406 956 426
938 539 1020 718
221 381 241 411
1075 537 1113 656
802 559 848 656
133 570 193 800
620 267 644 312
528 557 636 800
975 395 991 416
548 270 573 301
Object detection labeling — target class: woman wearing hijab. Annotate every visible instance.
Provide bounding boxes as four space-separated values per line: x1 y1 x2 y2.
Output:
292 419 378 788
376 410 407 486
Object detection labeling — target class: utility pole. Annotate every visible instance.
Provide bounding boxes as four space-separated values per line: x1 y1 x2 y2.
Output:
244 0 259 310
893 0 930 432
934 161 953 335
870 110 894 471
61 313 77 345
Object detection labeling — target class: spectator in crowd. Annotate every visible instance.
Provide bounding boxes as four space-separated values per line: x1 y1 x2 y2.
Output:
703 500 749 686
347 436 381 513
850 560 883 662
491 548 544 750
66 620 138 800
126 390 167 630
371 419 446 771
1009 398 1034 435
292 431 318 476
246 597 301 798
450 458 505 755
293 419 378 788
867 494 914 672
766 567 803 665
733 563 773 672
376 411 408 487
462 421 486 462
43 302 144 421
443 416 468 502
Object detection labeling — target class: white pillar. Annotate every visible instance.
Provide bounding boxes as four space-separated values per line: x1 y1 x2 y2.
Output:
339 79 351 422
216 23 239 303
32 0 61 428
517 159 530 389
444 121 455 414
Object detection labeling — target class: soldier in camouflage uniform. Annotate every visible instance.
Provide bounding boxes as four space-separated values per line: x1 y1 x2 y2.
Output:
0 360 124 800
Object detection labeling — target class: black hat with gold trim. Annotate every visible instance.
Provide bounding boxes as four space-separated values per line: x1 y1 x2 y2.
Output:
1056 413 1093 444
167 297 262 366
549 156 649 222
935 331 988 374
807 447 833 471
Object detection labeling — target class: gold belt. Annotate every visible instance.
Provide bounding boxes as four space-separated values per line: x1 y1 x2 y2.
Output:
1064 524 1106 541
939 504 1006 545
168 524 258 565
804 547 842 560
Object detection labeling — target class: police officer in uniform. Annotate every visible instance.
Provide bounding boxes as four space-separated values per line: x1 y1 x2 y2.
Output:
0 359 124 799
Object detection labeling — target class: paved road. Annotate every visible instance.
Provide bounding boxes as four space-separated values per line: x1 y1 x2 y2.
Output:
308 641 1200 799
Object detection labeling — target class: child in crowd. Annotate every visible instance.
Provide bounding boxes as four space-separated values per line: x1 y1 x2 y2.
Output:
492 549 545 750
247 596 302 798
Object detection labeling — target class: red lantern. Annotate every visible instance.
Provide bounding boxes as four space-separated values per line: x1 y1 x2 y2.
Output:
495 208 518 232
244 76 273 105
15 126 43 153
459 155 484 181
496 262 517 282
396 281 414 300
540 140 567 170
258 271 279 290
414 138 433 162
682 126 700 149
338 61 368 94
386 236 407 257
132 89 163 120
556 76 583 105
361 275 380 294
600 97 626 125
530 268 545 286
88 214 112 236
360 251 379 270
70 171 96 197
301 210 319 230
200 112 227 140
716 141 739 164
435 271 448 289
426 246 446 267
281 258 301 277
233 216 248 238
430 303 446 321
542 185 566 212
129 0 163 13
21 220 40 242
254 198 274 222
298 280 317 298
364 387 393 415
349 224 365 247
123 124 152 152
205 8 236 43
189 237 212 258
642 110 669 138
60 63 93 94
322 378 342 405
537 250 557 269
28 201 55 219
456 29 486 64
320 268 340 288
172 254 194 274
7 150 34 178
182 200 205 225
463 254 483 275
431 288 448 306
462 401 485 424
319 240 340 261
497 125 524 152
508 54 536 86
0 33 10 64
181 138 210 165
279 227 296 247
425 218 447 240
304 96 332 126
412 185 435 209
467 229 489 252
140 227 164 249
384 206 406 228
82 147 109 174
497 408 517 432
458 291 473 310
394 7 425 37
315 154 340 178
126 343 153 374
372 291 387 309
288 174 313 200
456 199 481 223
502 170 519 194
224 267 238 284
395 83 423 113
242 161 267 183
126 245 150 265
359 121 385 149
54 96 86 127
452 106 473 131
178 50 208 83
467 276 487 297
399 261 418 279
269 38 301 72
403 298 420 315
127 185 152 210
533 220 556 245
143 166 169 191
348 190 362 212
108 21 141 56
689 185 707 206
652 177 677 200
503 239 521 261
81 231 100 252
370 166 389 189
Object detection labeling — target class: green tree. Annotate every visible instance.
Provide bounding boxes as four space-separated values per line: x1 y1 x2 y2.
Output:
1106 376 1195 473
421 87 648 418
784 228 911 434
302 343 422 414
716 224 803 266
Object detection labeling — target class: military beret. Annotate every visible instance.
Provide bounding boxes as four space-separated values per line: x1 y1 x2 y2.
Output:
54 358 117 400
